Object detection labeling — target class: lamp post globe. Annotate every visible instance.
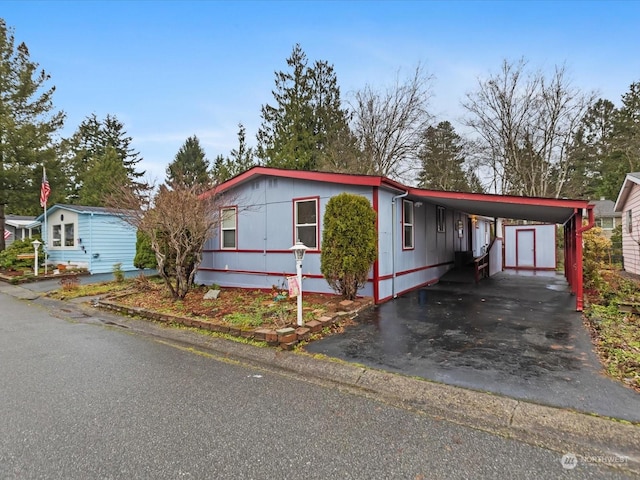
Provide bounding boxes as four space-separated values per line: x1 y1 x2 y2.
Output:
290 241 309 326
31 239 42 276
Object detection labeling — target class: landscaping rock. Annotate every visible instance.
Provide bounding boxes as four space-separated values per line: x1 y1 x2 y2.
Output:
203 289 220 300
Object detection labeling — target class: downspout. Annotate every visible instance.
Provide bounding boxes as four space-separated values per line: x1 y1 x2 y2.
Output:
575 205 595 312
391 190 409 298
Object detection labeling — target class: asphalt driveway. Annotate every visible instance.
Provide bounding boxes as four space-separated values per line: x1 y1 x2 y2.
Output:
306 271 640 423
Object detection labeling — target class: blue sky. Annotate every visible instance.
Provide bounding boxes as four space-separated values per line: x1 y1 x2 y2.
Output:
4 1 639 181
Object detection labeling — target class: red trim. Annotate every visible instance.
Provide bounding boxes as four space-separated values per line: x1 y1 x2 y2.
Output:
378 261 454 281
504 266 556 271
515 228 536 268
377 277 440 303
201 166 408 198
220 205 238 250
407 186 589 209
198 267 327 279
575 205 594 311
402 199 415 250
202 249 312 254
373 187 380 304
198 267 375 283
292 196 320 251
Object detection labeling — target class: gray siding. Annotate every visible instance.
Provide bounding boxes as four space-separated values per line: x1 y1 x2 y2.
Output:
197 174 464 302
198 176 374 296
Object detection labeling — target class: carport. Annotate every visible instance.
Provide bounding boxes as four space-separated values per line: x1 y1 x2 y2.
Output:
407 188 594 311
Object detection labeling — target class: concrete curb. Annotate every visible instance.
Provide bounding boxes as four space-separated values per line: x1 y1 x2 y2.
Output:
3 286 638 474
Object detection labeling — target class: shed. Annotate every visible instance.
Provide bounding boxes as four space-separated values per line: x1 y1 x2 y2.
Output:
504 224 556 270
32 204 137 274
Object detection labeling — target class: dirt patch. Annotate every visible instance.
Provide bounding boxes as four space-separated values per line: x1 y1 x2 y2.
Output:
111 280 372 332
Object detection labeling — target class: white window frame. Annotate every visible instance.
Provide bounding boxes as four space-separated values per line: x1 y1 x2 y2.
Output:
294 198 318 249
403 200 414 250
50 223 76 249
52 224 62 247
64 223 75 247
437 206 446 233
220 206 237 250
627 210 633 233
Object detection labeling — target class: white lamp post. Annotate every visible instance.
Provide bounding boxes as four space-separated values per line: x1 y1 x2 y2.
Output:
31 239 41 276
290 240 309 327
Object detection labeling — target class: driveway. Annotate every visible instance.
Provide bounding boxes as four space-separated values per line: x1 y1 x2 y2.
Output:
306 271 640 423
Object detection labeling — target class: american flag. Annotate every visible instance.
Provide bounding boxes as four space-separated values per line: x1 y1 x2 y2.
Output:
40 167 51 208
3 229 11 240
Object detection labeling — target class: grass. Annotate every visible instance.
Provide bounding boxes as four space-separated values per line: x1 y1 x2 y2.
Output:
47 279 134 299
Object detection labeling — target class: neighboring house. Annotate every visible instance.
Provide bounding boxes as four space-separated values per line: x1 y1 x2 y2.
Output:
590 198 621 239
614 173 640 275
196 167 592 310
4 215 39 248
31 204 137 274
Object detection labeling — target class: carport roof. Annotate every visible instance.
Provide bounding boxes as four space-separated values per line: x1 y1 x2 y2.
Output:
407 188 590 225
206 167 590 225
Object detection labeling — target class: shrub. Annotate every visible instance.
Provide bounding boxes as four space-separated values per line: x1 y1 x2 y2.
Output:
583 226 611 293
0 238 41 270
321 193 377 300
133 230 157 269
112 262 125 283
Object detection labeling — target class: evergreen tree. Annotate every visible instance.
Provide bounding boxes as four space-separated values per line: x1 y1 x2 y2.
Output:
563 99 617 199
0 19 65 250
166 135 210 190
210 124 256 183
228 123 256 174
256 44 352 171
605 81 640 199
211 154 232 184
77 146 130 206
62 113 144 202
417 121 472 192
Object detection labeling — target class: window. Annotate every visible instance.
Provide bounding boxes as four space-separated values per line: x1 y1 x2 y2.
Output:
598 217 614 229
437 206 446 233
628 210 633 233
221 207 237 249
52 225 61 247
403 200 414 249
64 223 75 247
294 198 318 249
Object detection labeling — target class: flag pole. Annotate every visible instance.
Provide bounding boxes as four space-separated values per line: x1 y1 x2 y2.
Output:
42 165 48 275
43 200 48 275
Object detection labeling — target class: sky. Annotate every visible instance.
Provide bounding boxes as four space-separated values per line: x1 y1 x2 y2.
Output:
3 0 639 182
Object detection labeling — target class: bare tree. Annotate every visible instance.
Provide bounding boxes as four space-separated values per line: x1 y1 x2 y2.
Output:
462 59 594 197
107 181 227 300
349 65 433 181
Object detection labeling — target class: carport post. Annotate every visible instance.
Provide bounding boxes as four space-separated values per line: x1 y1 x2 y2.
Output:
575 206 595 312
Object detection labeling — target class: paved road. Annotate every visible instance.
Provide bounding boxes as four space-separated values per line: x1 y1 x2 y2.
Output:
0 293 632 479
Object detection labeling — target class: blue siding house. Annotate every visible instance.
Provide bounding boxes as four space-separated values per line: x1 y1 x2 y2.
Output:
33 204 137 274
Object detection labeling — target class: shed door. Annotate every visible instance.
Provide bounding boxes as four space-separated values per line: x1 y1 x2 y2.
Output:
516 229 535 267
